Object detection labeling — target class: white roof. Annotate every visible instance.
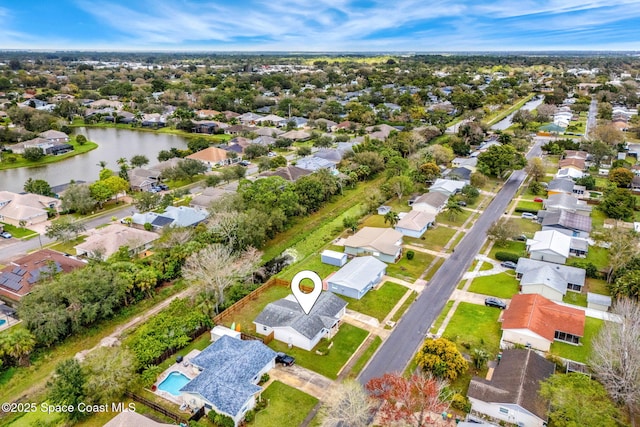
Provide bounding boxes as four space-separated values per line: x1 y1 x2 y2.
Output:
327 256 387 291
396 210 436 231
526 230 571 258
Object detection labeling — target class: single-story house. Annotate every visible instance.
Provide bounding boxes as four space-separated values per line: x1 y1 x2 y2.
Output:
409 192 449 215
280 130 311 141
75 224 158 261
295 156 336 172
326 256 387 300
501 293 586 351
343 227 403 263
543 193 592 216
0 191 60 226
128 167 161 192
238 112 264 125
555 167 584 180
526 230 572 264
258 166 312 182
321 250 347 267
540 210 592 238
189 186 228 210
587 293 612 312
446 167 471 183
546 178 575 196
0 249 86 301
132 206 208 230
254 293 347 350
186 147 231 168
558 157 586 170
429 178 466 197
515 258 586 302
39 129 69 143
395 210 436 238
451 157 478 172
180 336 276 427
468 349 555 427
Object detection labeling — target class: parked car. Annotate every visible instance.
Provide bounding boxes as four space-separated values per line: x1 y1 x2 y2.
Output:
457 201 467 207
239 160 251 166
267 151 277 157
500 261 517 269
276 352 295 366
521 212 537 220
157 184 169 191
512 234 527 242
485 297 507 309
0 231 12 239
149 187 160 193
533 197 544 202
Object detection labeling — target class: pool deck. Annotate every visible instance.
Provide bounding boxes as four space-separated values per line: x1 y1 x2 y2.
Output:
153 349 202 407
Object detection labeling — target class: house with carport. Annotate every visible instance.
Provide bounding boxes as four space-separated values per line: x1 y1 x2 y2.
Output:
501 294 585 352
326 256 386 300
254 292 347 351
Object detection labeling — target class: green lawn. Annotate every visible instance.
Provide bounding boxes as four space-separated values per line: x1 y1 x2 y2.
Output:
342 282 408 321
424 258 445 281
591 209 607 229
47 235 87 255
386 250 434 282
421 226 457 251
550 317 604 363
586 278 609 295
442 302 502 355
488 241 526 261
468 272 519 299
386 196 412 213
224 285 292 334
563 291 588 307
0 223 38 238
251 381 318 427
506 218 541 235
586 246 610 270
348 336 382 379
430 300 454 334
268 323 368 379
5 402 64 427
436 209 473 227
389 291 417 323
278 254 340 282
516 200 543 212
360 213 390 228
0 139 98 170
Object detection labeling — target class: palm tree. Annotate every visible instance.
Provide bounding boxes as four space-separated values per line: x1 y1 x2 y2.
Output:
97 160 108 169
384 210 400 228
1 328 36 367
445 199 464 221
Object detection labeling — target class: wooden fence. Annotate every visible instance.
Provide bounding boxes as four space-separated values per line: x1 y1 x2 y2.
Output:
213 277 289 325
126 392 188 425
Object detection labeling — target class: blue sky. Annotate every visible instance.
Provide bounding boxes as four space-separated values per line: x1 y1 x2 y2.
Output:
1 0 640 51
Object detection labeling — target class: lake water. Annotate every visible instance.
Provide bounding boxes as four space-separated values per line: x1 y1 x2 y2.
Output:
0 128 188 193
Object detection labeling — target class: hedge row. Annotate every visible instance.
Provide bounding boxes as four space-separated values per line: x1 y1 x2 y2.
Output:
495 252 520 263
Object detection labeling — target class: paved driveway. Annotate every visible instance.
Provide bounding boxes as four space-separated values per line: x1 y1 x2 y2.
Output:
269 364 333 399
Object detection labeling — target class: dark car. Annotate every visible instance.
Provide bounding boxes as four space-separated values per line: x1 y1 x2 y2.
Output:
276 352 295 366
485 297 507 309
239 160 251 166
500 261 517 269
157 184 169 191
457 201 467 207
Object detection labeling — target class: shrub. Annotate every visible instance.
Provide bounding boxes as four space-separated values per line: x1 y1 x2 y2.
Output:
495 252 519 263
406 250 415 260
140 365 163 388
259 373 270 384
244 409 255 423
451 393 471 413
143 222 153 231
514 206 539 214
316 339 331 356
568 260 599 278
208 411 234 427
255 398 268 412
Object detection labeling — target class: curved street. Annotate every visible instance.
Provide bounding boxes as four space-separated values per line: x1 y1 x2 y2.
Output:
358 139 543 385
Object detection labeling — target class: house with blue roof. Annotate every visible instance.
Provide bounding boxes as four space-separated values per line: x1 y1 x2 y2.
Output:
132 206 208 230
180 335 276 426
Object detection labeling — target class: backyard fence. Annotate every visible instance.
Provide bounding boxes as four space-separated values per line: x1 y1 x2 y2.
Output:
126 392 188 425
213 277 289 325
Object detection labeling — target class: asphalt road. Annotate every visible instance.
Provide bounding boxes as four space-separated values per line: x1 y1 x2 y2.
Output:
585 97 598 139
358 139 543 385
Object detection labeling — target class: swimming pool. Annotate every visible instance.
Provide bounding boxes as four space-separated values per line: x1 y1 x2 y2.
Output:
157 371 191 396
0 319 5 327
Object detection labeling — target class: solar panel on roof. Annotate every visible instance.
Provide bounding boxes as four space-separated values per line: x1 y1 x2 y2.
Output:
12 267 21 274
3 277 22 291
0 276 7 284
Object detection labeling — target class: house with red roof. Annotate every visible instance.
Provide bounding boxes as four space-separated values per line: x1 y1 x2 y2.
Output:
501 294 585 352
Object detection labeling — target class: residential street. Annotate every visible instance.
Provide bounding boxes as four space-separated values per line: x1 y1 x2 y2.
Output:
358 139 543 385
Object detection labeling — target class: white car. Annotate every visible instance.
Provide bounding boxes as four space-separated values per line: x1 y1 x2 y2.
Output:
521 212 537 220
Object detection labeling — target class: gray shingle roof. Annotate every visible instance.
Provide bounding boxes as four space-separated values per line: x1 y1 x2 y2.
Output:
180 336 275 417
541 210 592 232
468 349 555 421
516 258 586 288
327 256 386 292
547 178 575 193
254 293 347 340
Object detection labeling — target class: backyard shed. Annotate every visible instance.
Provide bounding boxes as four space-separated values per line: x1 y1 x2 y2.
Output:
321 250 347 267
587 293 612 312
210 325 241 342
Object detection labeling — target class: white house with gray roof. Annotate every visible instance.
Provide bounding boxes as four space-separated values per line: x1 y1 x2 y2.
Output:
254 293 347 351
180 335 275 427
395 210 436 238
343 227 403 263
429 178 466 197
326 256 387 300
515 258 586 302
